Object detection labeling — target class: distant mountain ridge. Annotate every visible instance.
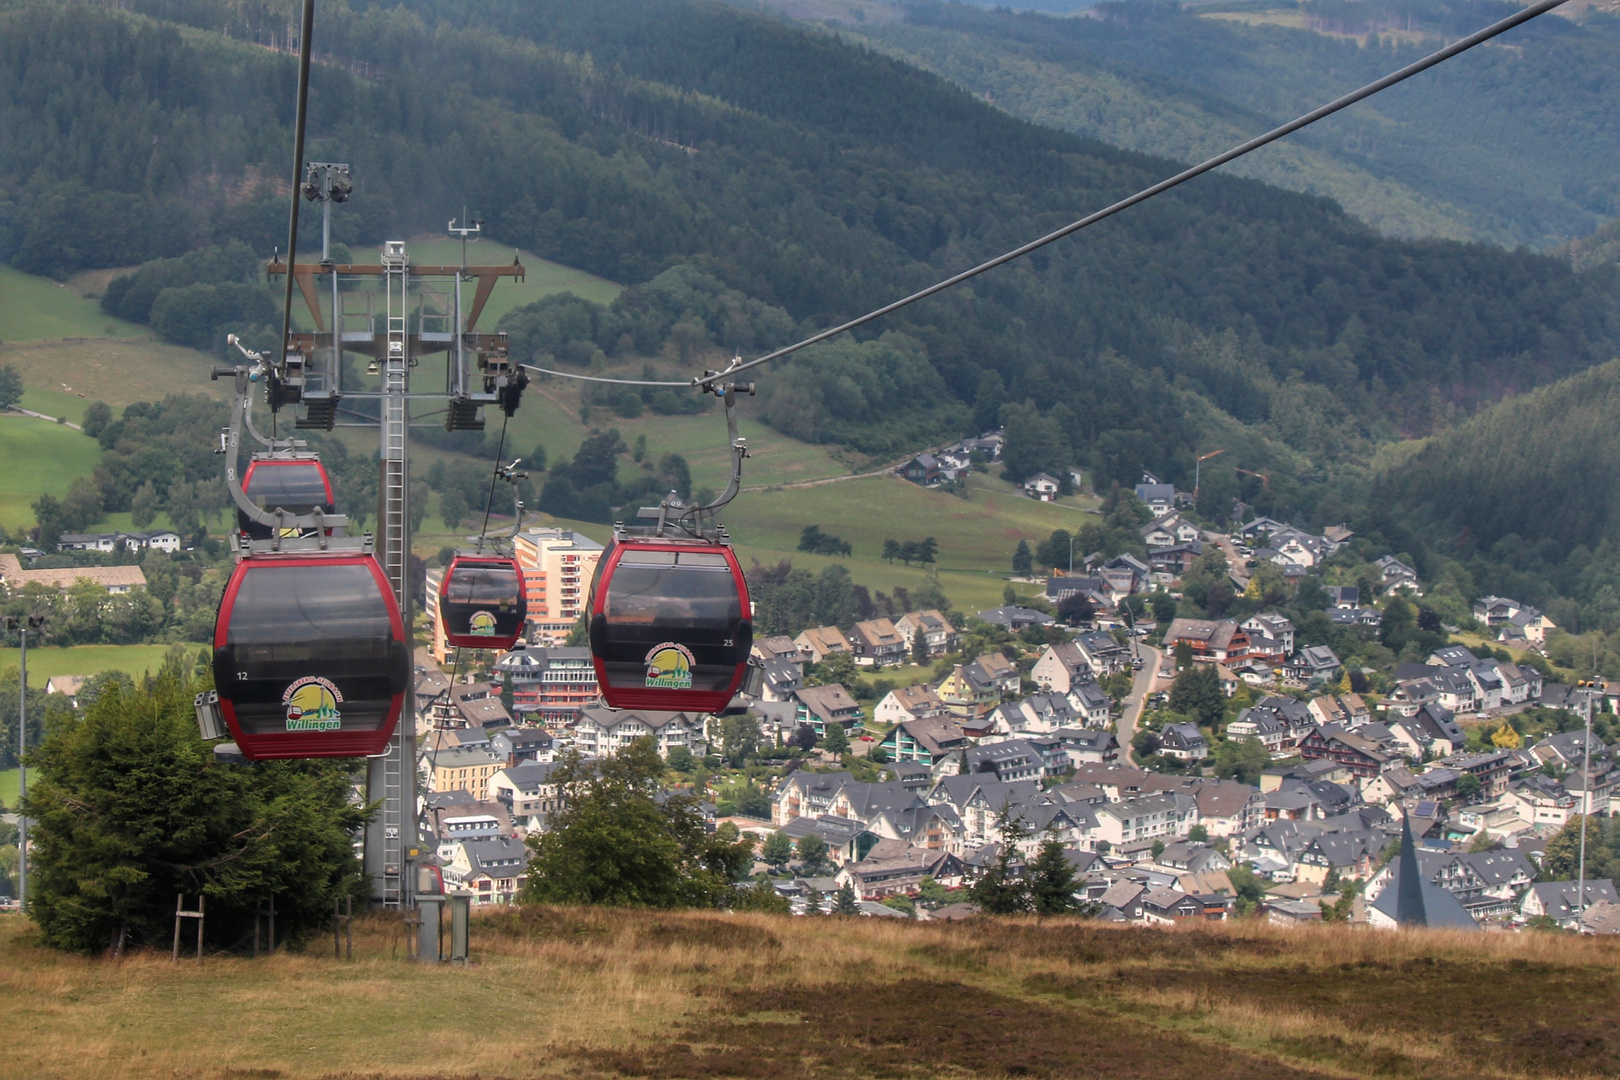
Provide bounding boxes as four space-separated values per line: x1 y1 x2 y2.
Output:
816 0 1620 249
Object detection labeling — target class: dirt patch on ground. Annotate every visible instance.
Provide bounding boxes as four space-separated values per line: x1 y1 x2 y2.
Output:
1029 955 1620 1079
564 977 1340 1079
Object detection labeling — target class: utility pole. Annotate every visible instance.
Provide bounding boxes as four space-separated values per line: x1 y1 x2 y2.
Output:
16 624 24 912
1577 676 1602 920
3 615 39 910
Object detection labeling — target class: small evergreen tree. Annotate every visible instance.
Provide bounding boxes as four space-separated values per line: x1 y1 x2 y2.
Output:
833 881 860 914
1012 539 1033 577
1028 829 1083 915
968 808 1032 914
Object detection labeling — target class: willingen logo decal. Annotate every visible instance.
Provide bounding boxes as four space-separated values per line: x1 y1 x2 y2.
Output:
283 676 344 732
468 610 499 636
644 642 695 690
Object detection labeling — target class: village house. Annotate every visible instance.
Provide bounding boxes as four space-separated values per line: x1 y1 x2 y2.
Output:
1502 775 1580 830
1134 481 1176 517
1031 641 1091 693
793 683 863 736
894 610 958 659
1093 793 1198 850
1520 880 1620 928
1147 541 1204 575
973 605 1055 632
878 715 970 765
0 552 148 595
1162 618 1251 666
1140 513 1202 548
1052 728 1121 766
872 683 949 726
489 761 564 829
794 625 853 664
442 835 529 905
1376 555 1420 594
848 618 907 667
572 706 701 759
1297 726 1401 781
1241 613 1296 656
1286 646 1342 683
425 745 508 802
1023 472 1061 502
1159 722 1209 761
836 843 962 899
1226 706 1294 757
774 770 858 825
493 646 597 726
1307 693 1371 729
752 635 804 665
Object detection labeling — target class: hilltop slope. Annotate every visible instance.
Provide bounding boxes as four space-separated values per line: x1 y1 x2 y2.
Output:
2 907 1618 1079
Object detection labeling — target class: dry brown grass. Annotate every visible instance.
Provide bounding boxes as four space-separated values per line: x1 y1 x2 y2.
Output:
3 909 1617 1080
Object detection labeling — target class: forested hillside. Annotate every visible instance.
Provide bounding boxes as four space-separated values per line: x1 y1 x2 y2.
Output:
835 0 1620 249
1 0 1618 525
1371 358 1620 632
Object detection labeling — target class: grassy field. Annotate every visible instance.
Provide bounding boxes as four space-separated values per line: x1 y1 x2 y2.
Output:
0 336 227 412
0 264 146 344
0 768 16 810
0 644 183 688
0 415 104 530
409 466 1086 615
726 472 1096 570
1 906 1616 1080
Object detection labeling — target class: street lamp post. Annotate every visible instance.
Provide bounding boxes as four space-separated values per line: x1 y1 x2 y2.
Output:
3 615 41 910
1577 678 1603 920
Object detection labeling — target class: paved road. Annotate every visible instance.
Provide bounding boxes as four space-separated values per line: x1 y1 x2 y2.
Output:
1206 529 1249 590
3 406 82 431
1116 643 1163 750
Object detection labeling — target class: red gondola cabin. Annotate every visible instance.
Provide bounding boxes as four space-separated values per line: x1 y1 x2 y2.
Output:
587 537 752 713
239 457 336 540
212 551 409 760
438 554 527 651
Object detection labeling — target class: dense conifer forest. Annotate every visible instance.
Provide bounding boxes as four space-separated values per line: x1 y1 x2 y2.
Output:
2 0 1619 620
851 0 1620 248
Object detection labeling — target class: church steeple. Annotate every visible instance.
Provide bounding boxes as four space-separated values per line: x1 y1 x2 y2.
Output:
1395 810 1427 926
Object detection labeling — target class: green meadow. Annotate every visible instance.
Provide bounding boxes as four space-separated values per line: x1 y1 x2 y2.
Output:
0 415 103 530
0 263 145 344
0 644 184 688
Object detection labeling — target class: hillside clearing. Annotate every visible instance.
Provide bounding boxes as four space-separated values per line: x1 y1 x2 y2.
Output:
1 907 1615 1080
0 264 146 344
0 336 227 411
0 415 104 529
0 644 186 688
